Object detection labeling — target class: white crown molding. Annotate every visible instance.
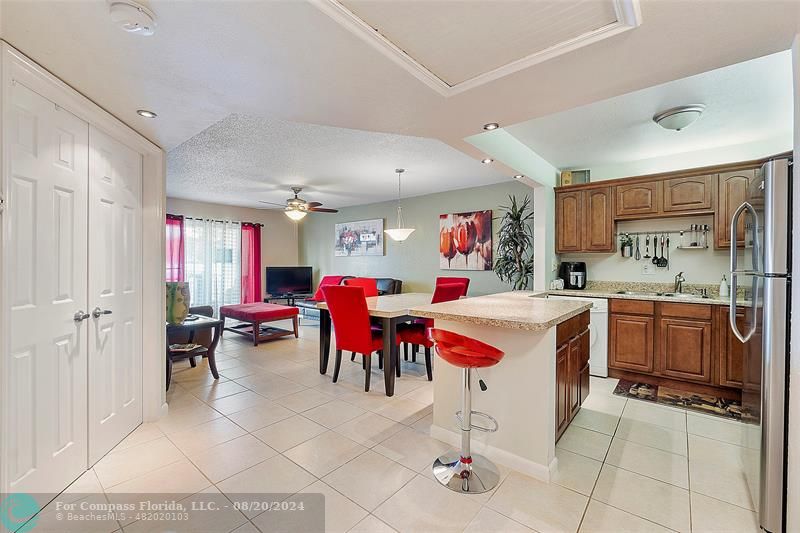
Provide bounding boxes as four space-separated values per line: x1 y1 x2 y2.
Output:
311 0 642 97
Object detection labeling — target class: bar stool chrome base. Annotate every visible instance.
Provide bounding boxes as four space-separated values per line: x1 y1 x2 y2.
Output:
432 451 500 494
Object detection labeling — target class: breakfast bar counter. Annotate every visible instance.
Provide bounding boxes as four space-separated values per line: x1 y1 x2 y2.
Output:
410 291 591 481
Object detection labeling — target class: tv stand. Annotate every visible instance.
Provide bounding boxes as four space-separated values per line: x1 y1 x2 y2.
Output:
264 294 311 306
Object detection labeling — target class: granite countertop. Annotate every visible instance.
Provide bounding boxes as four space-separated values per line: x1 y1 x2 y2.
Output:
409 291 592 331
547 287 733 306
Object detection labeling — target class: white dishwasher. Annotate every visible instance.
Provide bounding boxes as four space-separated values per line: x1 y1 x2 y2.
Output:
548 294 608 377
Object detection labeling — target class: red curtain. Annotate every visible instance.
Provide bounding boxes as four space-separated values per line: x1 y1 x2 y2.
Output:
241 223 262 303
166 214 184 282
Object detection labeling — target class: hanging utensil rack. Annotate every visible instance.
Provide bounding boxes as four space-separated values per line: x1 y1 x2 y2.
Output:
616 225 711 249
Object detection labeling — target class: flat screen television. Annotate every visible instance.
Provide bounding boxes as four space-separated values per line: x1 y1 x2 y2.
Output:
266 266 313 297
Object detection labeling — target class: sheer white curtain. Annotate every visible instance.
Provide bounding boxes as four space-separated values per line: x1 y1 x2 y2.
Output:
183 218 242 314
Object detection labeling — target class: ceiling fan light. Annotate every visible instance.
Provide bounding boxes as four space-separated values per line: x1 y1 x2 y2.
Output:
653 105 705 131
384 228 415 241
284 208 307 221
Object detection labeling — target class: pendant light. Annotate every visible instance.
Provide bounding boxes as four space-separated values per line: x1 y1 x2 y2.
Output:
384 168 415 242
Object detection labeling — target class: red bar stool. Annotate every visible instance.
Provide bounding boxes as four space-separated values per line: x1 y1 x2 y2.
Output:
428 328 504 494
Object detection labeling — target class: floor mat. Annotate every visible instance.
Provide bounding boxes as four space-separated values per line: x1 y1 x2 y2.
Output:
613 379 744 420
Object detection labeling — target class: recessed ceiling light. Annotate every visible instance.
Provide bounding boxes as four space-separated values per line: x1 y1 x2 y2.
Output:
481 158 493 164
483 123 500 131
136 109 157 118
513 174 524 179
653 105 705 131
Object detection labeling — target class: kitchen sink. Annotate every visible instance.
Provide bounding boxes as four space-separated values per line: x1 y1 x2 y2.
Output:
615 290 660 296
661 292 708 299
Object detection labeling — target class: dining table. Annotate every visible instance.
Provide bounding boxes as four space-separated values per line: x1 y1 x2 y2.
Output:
317 292 433 396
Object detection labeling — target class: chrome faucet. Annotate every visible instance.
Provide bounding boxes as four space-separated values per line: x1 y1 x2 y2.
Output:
674 272 686 293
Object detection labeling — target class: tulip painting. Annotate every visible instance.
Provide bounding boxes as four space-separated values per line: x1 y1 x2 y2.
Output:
439 210 492 270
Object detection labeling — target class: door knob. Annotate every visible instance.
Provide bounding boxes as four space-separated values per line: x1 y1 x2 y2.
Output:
73 310 90 322
92 307 113 318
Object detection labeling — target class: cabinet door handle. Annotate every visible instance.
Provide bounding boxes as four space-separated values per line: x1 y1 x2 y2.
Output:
92 307 113 318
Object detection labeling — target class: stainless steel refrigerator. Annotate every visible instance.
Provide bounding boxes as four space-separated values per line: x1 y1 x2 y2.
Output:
729 156 791 533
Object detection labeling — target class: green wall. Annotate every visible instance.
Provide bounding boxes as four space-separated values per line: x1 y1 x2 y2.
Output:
298 180 539 295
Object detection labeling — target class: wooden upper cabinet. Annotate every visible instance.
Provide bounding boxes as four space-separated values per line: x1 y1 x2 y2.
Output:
555 190 583 253
582 187 614 252
718 306 746 388
663 175 714 213
716 169 756 248
615 181 662 218
609 314 654 373
659 318 712 383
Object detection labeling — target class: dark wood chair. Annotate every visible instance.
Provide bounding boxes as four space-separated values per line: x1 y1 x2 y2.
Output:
168 305 214 367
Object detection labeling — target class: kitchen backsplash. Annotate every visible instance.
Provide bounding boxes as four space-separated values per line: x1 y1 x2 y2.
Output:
560 215 730 285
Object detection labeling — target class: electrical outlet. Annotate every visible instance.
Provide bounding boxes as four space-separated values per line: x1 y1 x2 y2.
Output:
642 263 656 275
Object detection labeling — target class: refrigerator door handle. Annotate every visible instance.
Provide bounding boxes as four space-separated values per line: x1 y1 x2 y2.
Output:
729 201 760 344
728 273 758 343
729 201 759 274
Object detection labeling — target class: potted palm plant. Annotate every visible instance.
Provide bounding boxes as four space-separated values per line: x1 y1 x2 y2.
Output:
494 195 535 290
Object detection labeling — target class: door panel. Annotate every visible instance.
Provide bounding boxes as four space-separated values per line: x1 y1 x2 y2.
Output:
663 175 714 213
583 187 614 251
615 181 661 218
718 306 745 388
555 191 582 252
609 314 654 372
716 169 755 248
659 318 712 383
5 82 89 493
555 344 569 438
568 336 581 418
88 127 143 464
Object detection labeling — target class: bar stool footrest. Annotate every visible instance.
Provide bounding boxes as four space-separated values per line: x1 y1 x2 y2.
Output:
455 410 499 433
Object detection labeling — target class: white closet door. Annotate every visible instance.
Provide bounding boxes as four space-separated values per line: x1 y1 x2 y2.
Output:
87 126 143 464
5 81 89 493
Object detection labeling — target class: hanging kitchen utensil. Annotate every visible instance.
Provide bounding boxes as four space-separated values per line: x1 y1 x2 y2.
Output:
635 235 641 260
643 234 651 258
658 234 668 267
665 235 670 270
652 234 660 265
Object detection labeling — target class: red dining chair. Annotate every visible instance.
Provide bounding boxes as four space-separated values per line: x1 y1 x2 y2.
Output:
397 283 465 381
343 277 379 297
435 276 470 296
321 285 383 392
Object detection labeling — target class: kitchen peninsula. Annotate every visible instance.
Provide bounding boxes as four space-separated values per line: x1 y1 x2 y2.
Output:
410 291 591 481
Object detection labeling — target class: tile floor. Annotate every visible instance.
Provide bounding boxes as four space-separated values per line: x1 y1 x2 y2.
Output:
48 320 761 532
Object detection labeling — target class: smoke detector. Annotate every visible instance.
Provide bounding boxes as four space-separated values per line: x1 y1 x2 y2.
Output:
109 1 157 36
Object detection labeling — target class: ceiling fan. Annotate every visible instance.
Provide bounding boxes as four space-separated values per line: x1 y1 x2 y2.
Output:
259 186 338 221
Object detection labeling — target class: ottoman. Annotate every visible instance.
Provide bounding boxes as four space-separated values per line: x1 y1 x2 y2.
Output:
220 303 300 346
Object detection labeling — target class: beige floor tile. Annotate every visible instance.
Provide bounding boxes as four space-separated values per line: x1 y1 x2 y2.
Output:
552 448 603 496
123 489 249 533
686 413 746 446
689 459 755 511
348 514 397 533
36 493 121 532
372 427 452 472
156 403 223 434
605 438 689 488
410 413 433 434
323 450 416 511
252 414 328 452
579 499 673 533
581 393 627 416
592 465 690 532
206 390 272 415
275 387 335 412
172 368 229 388
284 431 367 477
219 363 264 380
374 397 432 425
463 507 534 533
400 382 434 405
227 401 294 431
570 407 621 436
334 412 406 447
338 389 397 411
690 492 760 533
296 481 368 533
111 423 165 453
621 400 686 432
167 416 247 456
304 399 366 429
615 418 688 456
64 469 105 496
375 475 481 532
165 387 207 412
557 425 612 461
486 470 588 533
230 522 261 533
93 436 184 489
217 455 316 514
105 459 211 495
188 434 277 482
589 377 620 396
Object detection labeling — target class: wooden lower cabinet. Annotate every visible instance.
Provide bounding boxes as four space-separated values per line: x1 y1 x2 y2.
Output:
718 306 746 388
556 312 590 441
659 318 712 383
609 314 654 372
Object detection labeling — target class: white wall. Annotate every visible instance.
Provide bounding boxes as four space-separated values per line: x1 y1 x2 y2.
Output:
166 198 299 299
561 215 729 286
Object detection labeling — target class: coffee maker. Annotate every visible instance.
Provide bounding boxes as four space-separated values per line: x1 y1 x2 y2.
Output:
559 262 586 290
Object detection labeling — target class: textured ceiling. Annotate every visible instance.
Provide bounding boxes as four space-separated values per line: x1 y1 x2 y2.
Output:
166 114 508 209
504 50 794 171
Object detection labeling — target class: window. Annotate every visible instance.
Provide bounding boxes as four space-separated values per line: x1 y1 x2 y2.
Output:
183 218 242 313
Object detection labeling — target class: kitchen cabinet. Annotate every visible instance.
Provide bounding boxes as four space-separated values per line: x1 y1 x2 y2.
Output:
555 190 582 253
609 314 655 372
663 175 714 214
555 311 590 440
718 306 746 388
555 187 614 253
615 181 661 218
716 169 756 248
659 317 712 383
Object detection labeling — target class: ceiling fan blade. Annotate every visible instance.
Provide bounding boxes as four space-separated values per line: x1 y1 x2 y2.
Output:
308 207 338 213
306 201 323 208
259 200 288 207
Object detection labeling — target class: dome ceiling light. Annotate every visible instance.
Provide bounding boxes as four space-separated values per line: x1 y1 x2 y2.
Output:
653 105 705 131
